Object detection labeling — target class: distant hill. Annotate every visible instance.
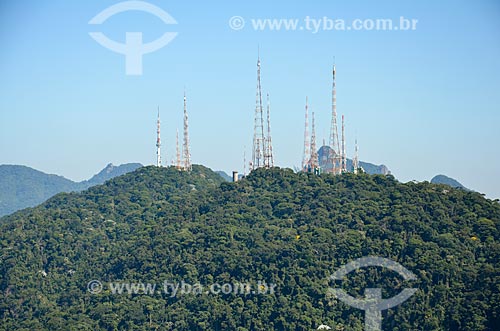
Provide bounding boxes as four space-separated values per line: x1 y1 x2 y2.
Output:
431 174 469 190
0 165 77 217
215 170 245 182
0 166 498 330
215 170 232 182
318 145 390 175
78 163 143 189
0 163 142 217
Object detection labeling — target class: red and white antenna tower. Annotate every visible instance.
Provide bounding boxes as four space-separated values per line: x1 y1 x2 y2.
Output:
264 93 274 168
341 114 347 173
310 111 319 172
329 63 340 174
182 91 192 171
302 96 310 170
156 106 162 167
252 50 265 170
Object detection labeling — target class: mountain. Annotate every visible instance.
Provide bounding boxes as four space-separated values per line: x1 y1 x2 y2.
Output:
0 163 142 217
0 165 77 218
215 170 245 182
0 166 498 330
431 174 469 190
318 145 390 175
78 163 143 189
215 170 232 182
357 159 390 175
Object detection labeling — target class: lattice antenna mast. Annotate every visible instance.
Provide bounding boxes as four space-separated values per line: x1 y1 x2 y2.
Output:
310 111 319 171
264 93 274 168
156 107 162 167
182 91 192 171
341 114 347 172
329 63 340 174
252 51 265 170
353 138 359 174
175 129 181 169
302 96 310 170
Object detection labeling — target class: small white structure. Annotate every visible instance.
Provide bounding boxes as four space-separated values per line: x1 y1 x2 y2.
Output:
317 325 332 330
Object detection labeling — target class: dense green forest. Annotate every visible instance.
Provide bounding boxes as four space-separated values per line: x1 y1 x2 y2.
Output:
0 165 498 330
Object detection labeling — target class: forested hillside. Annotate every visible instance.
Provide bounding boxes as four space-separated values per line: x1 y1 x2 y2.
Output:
0 165 76 217
0 166 498 330
0 163 142 217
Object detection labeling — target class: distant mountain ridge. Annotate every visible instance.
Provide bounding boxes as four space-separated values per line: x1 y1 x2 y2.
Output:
0 163 471 217
318 145 390 175
215 170 232 182
431 174 469 190
0 163 142 217
79 163 143 188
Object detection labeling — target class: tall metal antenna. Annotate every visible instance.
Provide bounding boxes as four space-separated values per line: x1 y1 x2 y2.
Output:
353 137 359 174
264 92 274 168
175 128 181 170
183 91 192 171
302 96 310 171
252 51 265 170
341 114 347 173
329 63 340 174
156 106 161 167
310 111 319 172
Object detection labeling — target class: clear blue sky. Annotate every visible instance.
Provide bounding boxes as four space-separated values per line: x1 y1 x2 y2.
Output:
1 0 499 198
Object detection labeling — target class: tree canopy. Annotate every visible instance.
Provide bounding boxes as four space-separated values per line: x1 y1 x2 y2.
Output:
0 165 498 330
